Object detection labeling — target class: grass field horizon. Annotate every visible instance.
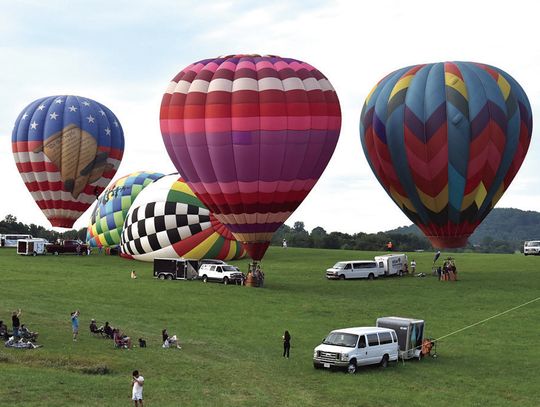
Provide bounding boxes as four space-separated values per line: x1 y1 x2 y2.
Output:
1 246 539 406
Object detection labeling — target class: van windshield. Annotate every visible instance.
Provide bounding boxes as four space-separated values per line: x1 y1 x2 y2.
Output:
525 241 540 247
323 332 358 348
222 266 239 272
332 262 346 269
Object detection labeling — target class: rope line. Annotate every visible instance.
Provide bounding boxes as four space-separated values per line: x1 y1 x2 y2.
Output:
433 296 540 343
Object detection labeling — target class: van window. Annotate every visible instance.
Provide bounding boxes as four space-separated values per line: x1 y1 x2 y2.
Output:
210 265 216 271
358 335 366 348
378 331 392 344
216 266 222 273
344 263 352 270
378 262 384 268
391 331 397 342
356 262 377 269
367 333 379 346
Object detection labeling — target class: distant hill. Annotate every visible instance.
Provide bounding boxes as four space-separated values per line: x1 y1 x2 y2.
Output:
388 208 540 245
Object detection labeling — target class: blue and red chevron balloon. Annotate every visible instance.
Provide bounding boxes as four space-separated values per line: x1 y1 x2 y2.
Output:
360 62 532 248
160 55 341 260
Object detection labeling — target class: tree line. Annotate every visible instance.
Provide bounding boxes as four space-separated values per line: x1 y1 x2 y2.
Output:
1 212 530 254
0 215 86 242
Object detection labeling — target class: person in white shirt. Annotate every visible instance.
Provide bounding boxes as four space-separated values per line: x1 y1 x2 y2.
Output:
411 260 417 274
131 370 144 406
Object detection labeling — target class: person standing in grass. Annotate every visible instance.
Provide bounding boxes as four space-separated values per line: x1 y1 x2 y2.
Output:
71 310 80 341
132 370 144 406
12 309 22 338
282 330 291 358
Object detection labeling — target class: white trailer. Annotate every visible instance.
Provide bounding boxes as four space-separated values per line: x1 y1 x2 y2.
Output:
374 254 408 276
17 239 47 256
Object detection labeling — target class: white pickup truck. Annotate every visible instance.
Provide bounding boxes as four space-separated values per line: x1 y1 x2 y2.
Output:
198 263 244 285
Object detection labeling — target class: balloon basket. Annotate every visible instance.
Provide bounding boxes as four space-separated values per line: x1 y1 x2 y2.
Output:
245 273 259 288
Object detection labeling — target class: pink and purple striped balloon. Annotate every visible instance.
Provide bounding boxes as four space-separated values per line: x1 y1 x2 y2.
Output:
160 55 341 260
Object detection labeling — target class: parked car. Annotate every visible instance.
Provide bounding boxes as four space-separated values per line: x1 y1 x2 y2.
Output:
524 240 540 255
313 327 399 373
326 260 384 280
198 263 244 285
46 240 88 255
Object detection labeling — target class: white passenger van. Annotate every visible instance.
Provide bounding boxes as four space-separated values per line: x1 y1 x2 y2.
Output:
326 261 384 280
524 240 540 255
374 253 408 276
313 327 399 373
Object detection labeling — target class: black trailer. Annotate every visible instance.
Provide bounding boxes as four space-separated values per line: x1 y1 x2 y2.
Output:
153 258 200 280
376 316 425 360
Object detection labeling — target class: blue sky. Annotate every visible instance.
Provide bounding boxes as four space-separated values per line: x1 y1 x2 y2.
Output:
1 0 539 234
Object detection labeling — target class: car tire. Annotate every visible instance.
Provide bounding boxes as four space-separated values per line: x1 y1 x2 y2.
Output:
32 252 37 256
398 270 403 277
368 273 374 280
313 363 322 370
202 275 208 283
54 251 59 256
223 277 229 285
347 360 357 374
339 274 345 280
158 274 165 280
166 274 173 280
380 354 389 368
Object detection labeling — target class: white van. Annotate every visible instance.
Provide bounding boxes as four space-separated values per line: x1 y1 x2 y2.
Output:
374 254 408 276
313 327 399 373
524 240 540 255
326 261 384 280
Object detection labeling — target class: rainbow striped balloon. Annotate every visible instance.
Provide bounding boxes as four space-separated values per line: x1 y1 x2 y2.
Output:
87 171 164 247
360 62 533 248
160 55 341 260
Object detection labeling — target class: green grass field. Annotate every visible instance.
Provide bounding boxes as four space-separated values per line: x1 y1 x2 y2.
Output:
1 247 539 406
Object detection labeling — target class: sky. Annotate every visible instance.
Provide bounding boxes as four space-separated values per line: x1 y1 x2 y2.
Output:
1 0 539 235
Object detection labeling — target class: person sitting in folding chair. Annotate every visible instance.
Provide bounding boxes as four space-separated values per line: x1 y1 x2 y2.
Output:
89 319 105 336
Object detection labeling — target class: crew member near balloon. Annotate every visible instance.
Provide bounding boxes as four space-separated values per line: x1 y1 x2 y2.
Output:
160 54 342 274
360 62 532 249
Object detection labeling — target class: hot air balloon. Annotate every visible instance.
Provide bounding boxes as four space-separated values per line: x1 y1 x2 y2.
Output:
12 95 125 228
87 171 164 247
120 174 246 262
160 55 341 260
360 62 532 248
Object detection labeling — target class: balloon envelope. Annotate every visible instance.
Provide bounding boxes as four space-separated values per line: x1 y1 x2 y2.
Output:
87 171 164 247
160 55 341 260
360 62 532 248
120 174 246 262
12 95 124 228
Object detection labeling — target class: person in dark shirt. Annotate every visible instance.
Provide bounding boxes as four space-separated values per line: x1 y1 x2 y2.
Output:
90 319 104 334
12 309 22 338
103 322 114 339
282 330 291 358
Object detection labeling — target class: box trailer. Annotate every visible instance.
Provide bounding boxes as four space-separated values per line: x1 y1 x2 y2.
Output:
17 239 47 256
374 254 408 276
376 316 425 360
153 258 200 280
